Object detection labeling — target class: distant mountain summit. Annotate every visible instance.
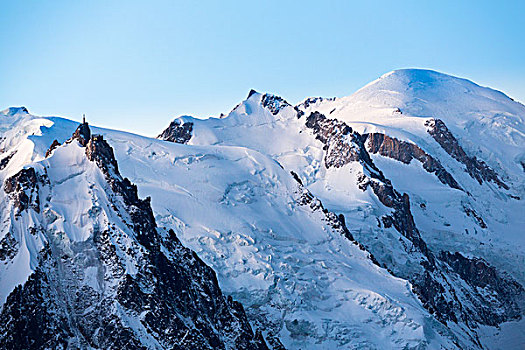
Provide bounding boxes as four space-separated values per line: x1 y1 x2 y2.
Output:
2 69 524 349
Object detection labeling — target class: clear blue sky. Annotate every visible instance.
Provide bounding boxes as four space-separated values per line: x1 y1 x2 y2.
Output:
1 0 524 136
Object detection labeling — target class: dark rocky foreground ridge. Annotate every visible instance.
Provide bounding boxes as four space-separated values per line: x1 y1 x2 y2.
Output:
0 122 269 350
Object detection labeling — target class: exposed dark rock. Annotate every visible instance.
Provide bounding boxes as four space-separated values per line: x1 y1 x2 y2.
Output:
426 118 508 190
0 262 73 350
247 89 258 99
295 97 336 111
304 112 431 258
369 182 433 260
305 112 361 168
462 205 487 228
260 93 292 115
45 139 61 158
0 232 18 261
363 133 462 190
85 134 161 250
158 120 194 144
4 167 40 214
0 151 16 170
70 121 91 146
438 251 525 326
290 170 303 185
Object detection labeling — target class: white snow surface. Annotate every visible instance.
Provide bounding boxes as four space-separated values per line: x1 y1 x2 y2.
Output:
1 69 524 349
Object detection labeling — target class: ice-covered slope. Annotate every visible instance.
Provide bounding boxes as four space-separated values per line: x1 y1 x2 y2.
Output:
158 69 525 349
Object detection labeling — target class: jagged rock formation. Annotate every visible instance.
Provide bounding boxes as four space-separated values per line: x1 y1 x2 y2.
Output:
0 124 269 350
45 140 61 158
70 120 91 146
260 93 296 116
363 132 462 190
425 118 508 189
439 251 525 326
157 120 193 144
0 151 16 170
4 167 40 214
296 97 336 111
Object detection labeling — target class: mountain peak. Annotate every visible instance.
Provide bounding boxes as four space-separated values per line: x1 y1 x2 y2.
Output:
247 89 259 99
360 68 511 102
1 106 29 116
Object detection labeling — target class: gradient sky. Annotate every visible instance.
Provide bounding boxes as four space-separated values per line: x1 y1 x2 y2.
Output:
1 0 524 136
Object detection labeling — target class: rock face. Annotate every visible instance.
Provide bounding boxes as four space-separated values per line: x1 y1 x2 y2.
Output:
0 151 16 170
364 133 462 190
439 251 525 326
4 167 40 214
296 97 336 111
261 93 294 116
305 111 361 168
70 121 91 146
0 124 269 350
45 140 61 157
158 120 193 144
425 118 508 189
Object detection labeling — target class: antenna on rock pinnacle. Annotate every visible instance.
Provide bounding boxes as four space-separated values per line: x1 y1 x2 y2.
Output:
82 114 86 124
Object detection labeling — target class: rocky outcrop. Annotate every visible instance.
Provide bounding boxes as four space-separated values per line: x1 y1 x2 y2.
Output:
70 121 91 146
260 93 292 116
0 232 17 262
462 205 487 228
0 124 270 350
304 112 431 256
4 167 40 214
363 133 462 190
305 112 362 168
158 120 193 144
45 140 61 158
0 151 16 170
295 97 336 110
439 251 525 326
425 118 508 189
259 93 306 119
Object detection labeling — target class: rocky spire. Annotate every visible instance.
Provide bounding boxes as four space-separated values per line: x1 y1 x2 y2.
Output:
70 117 91 146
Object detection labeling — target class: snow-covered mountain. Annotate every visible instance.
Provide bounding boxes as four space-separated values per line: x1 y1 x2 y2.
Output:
1 69 524 349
